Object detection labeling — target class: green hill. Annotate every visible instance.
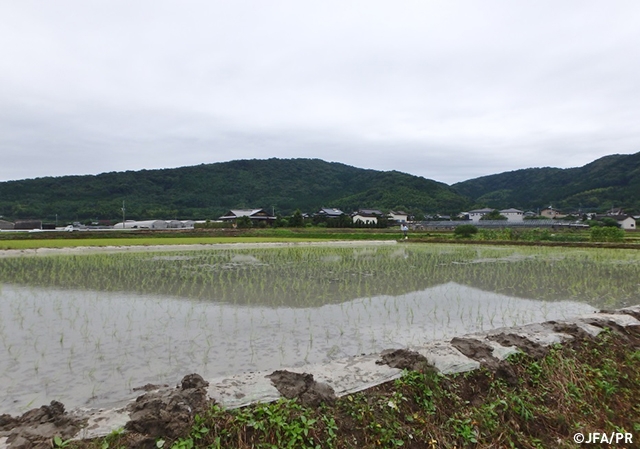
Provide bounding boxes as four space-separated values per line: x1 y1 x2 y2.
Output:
0 158 469 222
452 152 640 213
4 153 638 223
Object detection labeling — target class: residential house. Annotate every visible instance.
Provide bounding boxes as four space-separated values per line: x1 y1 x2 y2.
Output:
315 208 345 218
468 208 495 222
540 208 566 219
596 214 637 231
352 209 383 225
388 210 409 223
219 209 276 224
500 208 524 222
618 216 636 230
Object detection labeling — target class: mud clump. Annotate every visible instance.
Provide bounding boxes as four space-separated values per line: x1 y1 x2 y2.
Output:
580 316 640 345
450 337 498 368
602 308 640 322
124 373 212 446
487 333 549 360
132 383 169 393
376 349 434 372
266 370 336 407
450 337 518 387
0 401 86 449
549 322 596 340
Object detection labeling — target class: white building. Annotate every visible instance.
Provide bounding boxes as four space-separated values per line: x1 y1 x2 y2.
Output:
352 212 378 225
388 210 409 223
112 220 168 229
500 208 524 222
352 209 383 225
468 208 494 222
611 215 636 230
165 220 184 228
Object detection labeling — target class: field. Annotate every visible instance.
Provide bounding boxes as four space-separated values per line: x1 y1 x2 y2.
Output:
0 228 405 250
0 236 308 250
1 242 639 418
1 225 639 251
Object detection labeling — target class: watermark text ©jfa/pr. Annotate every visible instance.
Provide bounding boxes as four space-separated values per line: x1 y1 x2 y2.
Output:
573 432 633 444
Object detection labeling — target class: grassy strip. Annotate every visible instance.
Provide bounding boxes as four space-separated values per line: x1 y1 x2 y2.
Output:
0 228 403 249
0 226 637 250
76 328 640 449
0 237 315 250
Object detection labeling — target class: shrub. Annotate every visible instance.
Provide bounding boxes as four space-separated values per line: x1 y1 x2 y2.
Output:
480 209 508 220
590 226 625 242
454 224 478 238
236 216 253 228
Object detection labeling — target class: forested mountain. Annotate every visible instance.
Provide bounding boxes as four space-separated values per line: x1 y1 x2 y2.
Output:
0 158 469 221
3 152 638 223
452 152 640 213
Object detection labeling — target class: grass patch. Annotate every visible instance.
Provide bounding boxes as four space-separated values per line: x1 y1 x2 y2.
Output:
1 226 638 250
0 228 405 250
0 236 314 250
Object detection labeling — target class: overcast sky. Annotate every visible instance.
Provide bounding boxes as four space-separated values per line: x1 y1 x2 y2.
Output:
1 1 639 185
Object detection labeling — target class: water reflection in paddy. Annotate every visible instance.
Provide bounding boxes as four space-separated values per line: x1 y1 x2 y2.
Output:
1 282 594 414
1 243 638 414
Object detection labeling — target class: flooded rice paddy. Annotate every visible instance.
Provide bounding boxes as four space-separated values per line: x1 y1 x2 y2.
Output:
1 243 639 414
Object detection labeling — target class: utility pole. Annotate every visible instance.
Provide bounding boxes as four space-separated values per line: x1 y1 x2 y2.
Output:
121 201 126 228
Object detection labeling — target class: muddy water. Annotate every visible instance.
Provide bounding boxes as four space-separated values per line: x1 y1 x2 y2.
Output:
3 243 639 415
0 281 594 415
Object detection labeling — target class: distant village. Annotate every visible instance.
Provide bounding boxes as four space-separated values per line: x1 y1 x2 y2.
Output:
0 206 637 232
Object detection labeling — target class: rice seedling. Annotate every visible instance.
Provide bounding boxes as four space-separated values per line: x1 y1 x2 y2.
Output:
0 244 638 415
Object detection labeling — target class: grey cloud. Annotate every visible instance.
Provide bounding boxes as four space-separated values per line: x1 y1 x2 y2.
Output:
1 1 640 184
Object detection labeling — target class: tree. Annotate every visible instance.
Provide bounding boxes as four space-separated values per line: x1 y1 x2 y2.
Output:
337 214 353 228
480 209 508 220
289 209 304 227
410 210 425 221
273 216 289 227
597 217 620 228
375 216 390 228
236 216 252 228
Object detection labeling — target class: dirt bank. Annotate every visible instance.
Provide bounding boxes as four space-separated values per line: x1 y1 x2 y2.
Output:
0 375 212 449
0 402 86 449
